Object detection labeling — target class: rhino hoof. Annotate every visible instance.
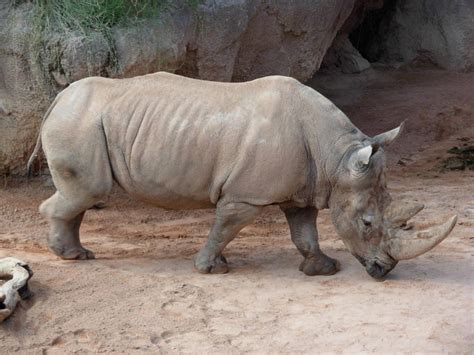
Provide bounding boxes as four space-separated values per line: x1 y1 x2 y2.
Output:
194 255 229 274
50 245 95 260
299 255 340 276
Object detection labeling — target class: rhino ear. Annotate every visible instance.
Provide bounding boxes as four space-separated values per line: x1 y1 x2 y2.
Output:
372 121 405 147
349 145 373 174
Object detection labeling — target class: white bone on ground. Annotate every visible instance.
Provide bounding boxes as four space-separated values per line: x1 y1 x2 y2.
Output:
0 257 30 322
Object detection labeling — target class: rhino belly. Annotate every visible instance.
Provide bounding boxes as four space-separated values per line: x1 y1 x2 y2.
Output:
128 184 215 210
106 144 219 209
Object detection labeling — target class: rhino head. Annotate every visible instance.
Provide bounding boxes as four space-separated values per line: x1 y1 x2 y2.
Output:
329 123 457 279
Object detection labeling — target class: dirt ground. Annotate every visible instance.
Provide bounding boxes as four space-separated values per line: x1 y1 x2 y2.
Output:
1 69 473 353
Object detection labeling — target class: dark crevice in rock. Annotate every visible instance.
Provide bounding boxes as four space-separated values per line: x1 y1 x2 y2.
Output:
350 0 474 71
349 0 397 63
320 0 385 74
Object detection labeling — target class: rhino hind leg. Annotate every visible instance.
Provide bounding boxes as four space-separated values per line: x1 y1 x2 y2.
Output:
40 191 98 260
40 157 111 260
194 202 262 274
39 111 113 260
282 206 340 276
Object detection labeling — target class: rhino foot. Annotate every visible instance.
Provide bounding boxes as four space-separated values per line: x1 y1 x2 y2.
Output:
194 255 229 274
49 244 95 260
299 254 340 276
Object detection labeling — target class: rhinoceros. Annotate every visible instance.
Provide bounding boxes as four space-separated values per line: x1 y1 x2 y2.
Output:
27 72 457 279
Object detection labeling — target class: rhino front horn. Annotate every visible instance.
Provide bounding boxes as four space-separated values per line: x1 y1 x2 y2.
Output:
387 215 457 260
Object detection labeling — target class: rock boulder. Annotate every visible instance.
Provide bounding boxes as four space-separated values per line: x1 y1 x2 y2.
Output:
1 0 356 174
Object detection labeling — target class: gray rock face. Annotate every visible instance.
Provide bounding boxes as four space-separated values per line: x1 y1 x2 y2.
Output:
231 1 354 81
363 0 474 71
0 0 357 174
114 8 197 78
0 3 48 175
193 0 258 81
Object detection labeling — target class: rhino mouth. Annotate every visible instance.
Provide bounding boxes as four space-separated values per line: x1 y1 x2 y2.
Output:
354 254 397 280
365 260 397 280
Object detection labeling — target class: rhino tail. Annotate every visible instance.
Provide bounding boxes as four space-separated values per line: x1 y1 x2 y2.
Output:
26 92 63 177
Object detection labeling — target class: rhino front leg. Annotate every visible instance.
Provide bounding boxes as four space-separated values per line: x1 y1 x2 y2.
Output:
194 202 262 274
281 206 340 276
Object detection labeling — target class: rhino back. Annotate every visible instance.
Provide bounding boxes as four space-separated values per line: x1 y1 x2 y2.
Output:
100 73 311 209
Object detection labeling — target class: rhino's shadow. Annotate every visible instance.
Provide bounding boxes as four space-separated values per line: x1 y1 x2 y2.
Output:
226 247 469 285
96 245 466 286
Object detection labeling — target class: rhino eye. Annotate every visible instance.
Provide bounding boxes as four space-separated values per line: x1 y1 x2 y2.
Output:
361 217 372 227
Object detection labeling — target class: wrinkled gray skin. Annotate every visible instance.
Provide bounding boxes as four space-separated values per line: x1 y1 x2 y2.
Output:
28 72 456 279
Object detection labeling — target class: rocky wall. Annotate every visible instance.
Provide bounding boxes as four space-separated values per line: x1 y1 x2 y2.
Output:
0 0 356 175
353 0 474 71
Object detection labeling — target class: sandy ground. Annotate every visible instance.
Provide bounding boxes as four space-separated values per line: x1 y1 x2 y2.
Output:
1 69 473 353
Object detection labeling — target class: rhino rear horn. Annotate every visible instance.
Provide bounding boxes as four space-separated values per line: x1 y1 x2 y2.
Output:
387 215 457 260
